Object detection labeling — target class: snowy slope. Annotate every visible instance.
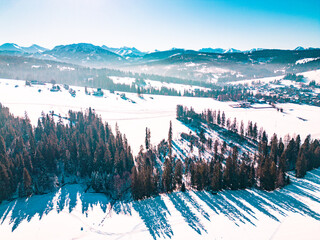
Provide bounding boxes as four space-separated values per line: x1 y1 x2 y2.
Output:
0 79 319 155
230 69 320 85
109 76 210 93
1 169 320 240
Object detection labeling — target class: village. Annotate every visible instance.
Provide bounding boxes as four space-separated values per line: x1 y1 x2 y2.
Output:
240 79 320 107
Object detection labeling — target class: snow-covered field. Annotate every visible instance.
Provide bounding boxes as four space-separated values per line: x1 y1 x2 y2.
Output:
230 69 320 85
109 76 210 93
1 169 320 240
0 78 319 155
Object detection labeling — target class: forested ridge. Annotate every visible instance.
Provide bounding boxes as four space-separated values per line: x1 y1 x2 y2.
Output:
176 105 320 191
0 103 319 204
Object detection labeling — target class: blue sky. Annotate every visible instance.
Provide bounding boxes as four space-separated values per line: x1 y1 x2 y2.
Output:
0 0 319 51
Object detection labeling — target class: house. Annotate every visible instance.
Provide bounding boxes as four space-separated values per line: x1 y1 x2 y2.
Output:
92 88 104 97
50 85 61 92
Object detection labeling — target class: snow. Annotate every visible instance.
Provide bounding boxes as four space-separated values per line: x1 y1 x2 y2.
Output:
302 69 320 84
109 76 210 93
1 169 320 240
0 78 319 156
230 70 320 85
57 66 75 71
295 57 320 65
109 76 136 85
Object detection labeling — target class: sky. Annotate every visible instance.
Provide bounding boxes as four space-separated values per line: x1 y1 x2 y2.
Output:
0 0 319 51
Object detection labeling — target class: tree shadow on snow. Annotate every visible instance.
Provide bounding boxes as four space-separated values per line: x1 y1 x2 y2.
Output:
168 192 207 234
132 195 173 240
1 168 320 239
0 184 111 232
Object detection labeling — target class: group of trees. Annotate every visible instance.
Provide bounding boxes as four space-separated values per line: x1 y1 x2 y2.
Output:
177 105 260 141
176 105 320 191
0 103 134 203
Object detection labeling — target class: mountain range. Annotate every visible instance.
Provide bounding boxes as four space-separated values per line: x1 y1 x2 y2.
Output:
0 42 319 81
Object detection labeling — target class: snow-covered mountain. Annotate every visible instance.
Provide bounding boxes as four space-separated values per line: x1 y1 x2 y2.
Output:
102 45 145 58
0 43 48 53
198 48 225 54
0 43 24 52
224 48 241 53
41 43 124 66
22 44 48 53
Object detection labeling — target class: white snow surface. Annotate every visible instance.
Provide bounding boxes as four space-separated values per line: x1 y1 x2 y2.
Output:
0 79 319 155
295 57 320 65
302 69 320 84
1 169 320 240
109 76 209 93
230 69 320 85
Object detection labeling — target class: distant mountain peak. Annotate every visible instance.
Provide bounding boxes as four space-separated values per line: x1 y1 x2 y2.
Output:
198 48 225 54
224 48 241 53
101 45 145 57
23 44 48 53
0 43 23 51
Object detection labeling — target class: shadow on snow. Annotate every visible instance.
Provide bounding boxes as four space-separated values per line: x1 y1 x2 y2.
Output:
0 168 320 239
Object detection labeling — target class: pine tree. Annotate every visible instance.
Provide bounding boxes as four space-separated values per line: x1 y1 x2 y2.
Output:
217 110 221 125
221 112 225 127
211 161 222 191
174 159 183 188
168 121 172 160
131 166 140 200
22 167 32 197
145 127 151 150
0 163 10 202
296 151 307 178
240 120 244 138
162 158 174 193
239 161 248 189
270 133 278 164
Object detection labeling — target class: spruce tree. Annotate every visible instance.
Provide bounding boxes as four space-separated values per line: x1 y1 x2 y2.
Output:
168 121 172 160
